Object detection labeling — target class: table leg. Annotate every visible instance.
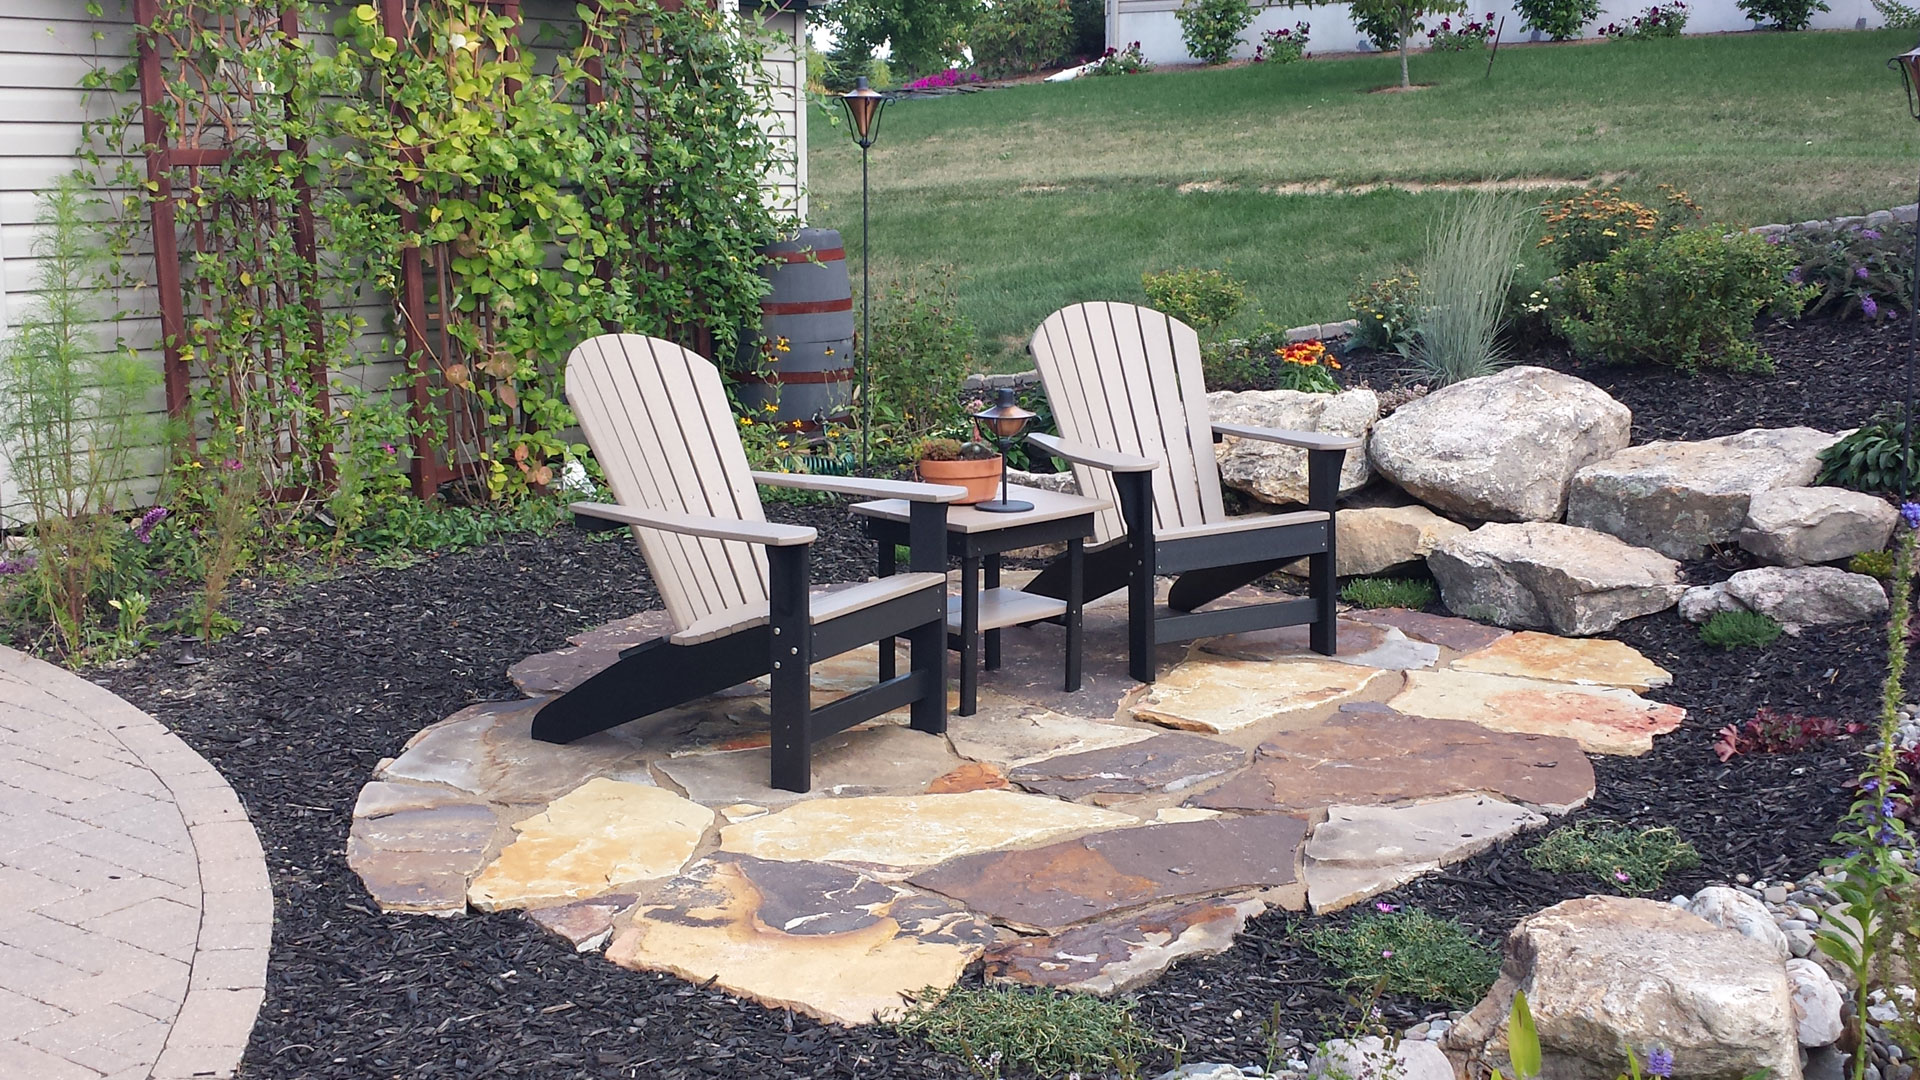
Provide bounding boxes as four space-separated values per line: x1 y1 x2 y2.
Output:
1065 535 1084 692
983 552 1002 671
959 554 980 716
877 536 897 682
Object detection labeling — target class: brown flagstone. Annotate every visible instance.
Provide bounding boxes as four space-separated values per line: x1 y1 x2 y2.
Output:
1347 608 1512 654
346 801 504 917
1303 795 1547 912
983 896 1266 995
1124 658 1387 734
926 762 1011 793
1197 620 1440 672
945 706 1154 769
526 892 637 952
377 699 655 806
1388 670 1685 756
508 645 624 697
1186 708 1593 815
567 610 677 650
1446 631 1672 692
906 814 1309 933
656 723 962 807
1007 733 1248 803
607 854 992 1026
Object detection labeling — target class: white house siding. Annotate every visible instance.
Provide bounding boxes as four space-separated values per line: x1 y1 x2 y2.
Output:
1114 0 1887 65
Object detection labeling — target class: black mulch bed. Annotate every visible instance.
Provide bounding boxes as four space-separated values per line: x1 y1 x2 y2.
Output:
79 316 1903 1078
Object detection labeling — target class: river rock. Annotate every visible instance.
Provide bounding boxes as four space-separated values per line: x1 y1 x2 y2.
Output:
1686 886 1790 960
1739 487 1897 567
1444 896 1802 1080
1367 366 1631 522
1210 387 1379 504
1309 1036 1454 1080
1788 958 1845 1047
1427 522 1684 635
1566 427 1843 560
1727 566 1889 629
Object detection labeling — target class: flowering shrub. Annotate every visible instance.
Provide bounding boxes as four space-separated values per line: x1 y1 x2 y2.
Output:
1252 21 1311 62
904 67 982 89
1143 267 1248 330
1176 0 1257 64
1786 222 1914 323
969 0 1077 76
1737 0 1829 28
1348 271 1422 352
1514 0 1600 38
1536 185 1701 270
1599 1 1689 36
1276 339 1342 392
1557 229 1815 373
1426 12 1497 49
1088 41 1150 74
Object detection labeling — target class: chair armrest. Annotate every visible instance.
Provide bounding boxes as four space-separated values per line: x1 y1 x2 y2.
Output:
1026 431 1158 473
570 502 817 547
750 471 966 503
1211 423 1363 452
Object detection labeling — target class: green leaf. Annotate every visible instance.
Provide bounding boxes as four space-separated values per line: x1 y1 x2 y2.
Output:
1508 991 1542 1080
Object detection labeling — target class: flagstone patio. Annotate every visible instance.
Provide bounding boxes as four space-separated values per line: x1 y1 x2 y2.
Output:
346 583 1682 1027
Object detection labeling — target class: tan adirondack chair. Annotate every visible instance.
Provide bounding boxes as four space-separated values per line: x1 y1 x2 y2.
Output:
1022 302 1360 682
532 334 961 793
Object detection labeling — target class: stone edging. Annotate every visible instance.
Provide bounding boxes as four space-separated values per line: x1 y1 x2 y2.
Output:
6 647 273 1080
963 318 1362 391
1746 203 1919 239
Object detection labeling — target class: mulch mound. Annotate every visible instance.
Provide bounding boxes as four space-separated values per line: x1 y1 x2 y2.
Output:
86 317 1903 1078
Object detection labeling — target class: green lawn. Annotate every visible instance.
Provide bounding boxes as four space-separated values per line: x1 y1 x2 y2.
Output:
808 31 1920 368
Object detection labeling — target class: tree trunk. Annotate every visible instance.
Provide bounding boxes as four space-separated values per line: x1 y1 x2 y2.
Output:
1397 13 1412 87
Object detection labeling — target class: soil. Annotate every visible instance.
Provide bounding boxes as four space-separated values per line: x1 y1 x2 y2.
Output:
83 316 1902 1078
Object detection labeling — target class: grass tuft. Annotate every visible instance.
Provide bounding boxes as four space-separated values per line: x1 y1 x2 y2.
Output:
1302 908 1501 1007
1526 820 1700 895
1340 577 1437 610
893 986 1157 1077
1404 191 1529 386
1850 549 1896 580
1698 608 1783 649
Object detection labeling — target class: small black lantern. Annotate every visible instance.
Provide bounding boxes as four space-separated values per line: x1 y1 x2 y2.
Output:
971 388 1037 513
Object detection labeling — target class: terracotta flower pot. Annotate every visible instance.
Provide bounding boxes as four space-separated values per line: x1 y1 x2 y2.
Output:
916 454 1002 504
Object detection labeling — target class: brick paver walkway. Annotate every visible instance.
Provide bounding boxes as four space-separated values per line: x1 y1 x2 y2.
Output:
0 645 271 1080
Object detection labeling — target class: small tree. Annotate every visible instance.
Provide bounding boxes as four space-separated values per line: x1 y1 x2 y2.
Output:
1347 0 1466 87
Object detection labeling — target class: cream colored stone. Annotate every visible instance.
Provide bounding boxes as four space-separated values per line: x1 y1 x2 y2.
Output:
379 700 655 805
1126 658 1387 734
1390 670 1684 756
716 789 1135 869
721 803 768 822
1447 631 1672 692
1304 796 1546 913
1154 806 1225 824
945 707 1153 768
656 724 961 807
468 779 714 911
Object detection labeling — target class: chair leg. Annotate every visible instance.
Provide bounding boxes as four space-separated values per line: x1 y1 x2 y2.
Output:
876 536 897 682
1309 549 1337 656
908 610 947 735
1117 472 1157 684
768 545 814 793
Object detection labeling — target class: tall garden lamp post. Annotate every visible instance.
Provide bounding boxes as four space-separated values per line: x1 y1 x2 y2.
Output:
972 388 1036 513
839 77 888 468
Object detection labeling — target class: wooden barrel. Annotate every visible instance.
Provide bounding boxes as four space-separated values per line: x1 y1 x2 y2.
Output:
734 228 855 430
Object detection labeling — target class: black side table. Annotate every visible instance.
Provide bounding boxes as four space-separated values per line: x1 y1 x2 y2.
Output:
851 485 1109 716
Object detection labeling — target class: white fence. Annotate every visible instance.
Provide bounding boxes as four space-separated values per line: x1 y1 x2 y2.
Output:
1111 0 1893 65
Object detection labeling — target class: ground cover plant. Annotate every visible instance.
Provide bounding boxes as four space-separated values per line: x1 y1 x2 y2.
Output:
1340 577 1437 609
895 987 1158 1077
1525 821 1702 895
1699 609 1786 649
811 32 1916 368
1303 907 1501 1006
1713 708 1863 761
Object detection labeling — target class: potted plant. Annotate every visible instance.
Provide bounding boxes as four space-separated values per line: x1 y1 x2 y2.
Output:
915 435 1001 504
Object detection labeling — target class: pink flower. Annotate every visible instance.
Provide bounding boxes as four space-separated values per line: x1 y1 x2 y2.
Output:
1381 949 1394 958
1375 902 1399 912
1614 870 1631 882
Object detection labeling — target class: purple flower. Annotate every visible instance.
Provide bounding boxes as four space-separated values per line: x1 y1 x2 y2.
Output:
132 506 169 544
1857 265 1872 280
1767 234 1784 245
1900 501 1920 530
0 553 35 575
1863 295 1881 320
381 442 398 454
1648 1048 1675 1078
1864 229 1884 240
1787 267 1804 284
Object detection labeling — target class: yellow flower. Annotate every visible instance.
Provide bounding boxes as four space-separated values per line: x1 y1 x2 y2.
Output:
776 439 790 449
739 416 752 426
762 402 778 413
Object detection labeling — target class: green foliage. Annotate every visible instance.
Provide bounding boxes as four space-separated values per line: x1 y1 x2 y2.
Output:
865 268 979 441
970 0 1078 76
1787 222 1915 323
822 0 979 80
1348 0 1467 86
1405 192 1528 386
1852 549 1898 580
1535 186 1702 271
1526 820 1701 894
1341 576 1436 609
1351 2 1408 48
1819 411 1917 494
1143 267 1248 331
1737 0 1830 28
1514 0 1600 38
1507 992 1542 1080
1558 229 1814 373
1069 0 1110 57
917 436 995 460
1255 22 1311 63
1699 608 1785 649
894 986 1157 1077
1304 908 1501 1007
1090 41 1153 75
1176 0 1257 64
0 178 161 658
1874 0 1920 28
1349 271 1422 353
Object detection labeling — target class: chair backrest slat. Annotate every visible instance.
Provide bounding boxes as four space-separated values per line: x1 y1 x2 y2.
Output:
565 334 771 631
1030 302 1224 543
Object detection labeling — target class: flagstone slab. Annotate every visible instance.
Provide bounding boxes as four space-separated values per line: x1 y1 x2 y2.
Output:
983 896 1266 995
1196 621 1439 672
655 724 962 808
527 893 637 952
1186 709 1593 815
1347 608 1512 655
468 779 713 911
567 610 677 650
347 802 504 916
946 707 1154 768
509 645 626 697
378 699 655 805
717 789 1137 870
1008 733 1248 803
907 814 1308 933
926 762 1011 793
606 854 992 1026
1304 795 1547 913
1447 631 1671 691
1387 670 1685 756
352 779 479 819
1125 658 1388 734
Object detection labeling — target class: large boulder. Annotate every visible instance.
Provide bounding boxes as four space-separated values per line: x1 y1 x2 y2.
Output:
1283 504 1470 578
1443 896 1802 1080
1738 487 1896 567
1677 566 1890 630
1367 367 1631 522
1566 428 1844 560
1427 522 1685 636
1210 387 1379 505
